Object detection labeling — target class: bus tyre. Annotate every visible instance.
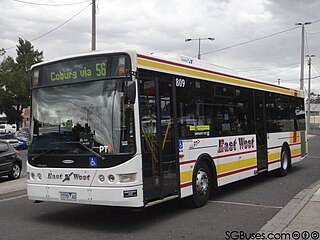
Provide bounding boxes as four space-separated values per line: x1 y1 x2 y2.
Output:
9 162 21 180
189 161 211 208
277 147 290 177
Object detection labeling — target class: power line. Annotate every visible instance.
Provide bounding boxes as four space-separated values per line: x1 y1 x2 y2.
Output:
312 63 320 76
201 26 300 56
201 19 320 57
236 61 300 72
248 65 299 78
11 0 90 6
307 31 320 35
4 3 91 51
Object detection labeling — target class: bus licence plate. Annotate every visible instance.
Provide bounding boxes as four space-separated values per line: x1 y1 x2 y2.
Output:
59 192 77 201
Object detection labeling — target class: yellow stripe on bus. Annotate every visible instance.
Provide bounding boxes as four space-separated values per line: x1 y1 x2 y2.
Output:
268 148 301 162
216 157 257 174
291 148 301 156
137 58 296 96
180 170 193 183
268 152 281 162
180 157 257 183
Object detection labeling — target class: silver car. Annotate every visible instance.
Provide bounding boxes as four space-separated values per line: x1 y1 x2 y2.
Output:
0 134 19 149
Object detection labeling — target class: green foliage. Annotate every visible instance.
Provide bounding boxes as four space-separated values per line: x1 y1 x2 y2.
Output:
0 38 43 127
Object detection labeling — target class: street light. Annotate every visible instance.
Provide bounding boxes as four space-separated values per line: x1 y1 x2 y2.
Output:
185 37 215 60
295 22 312 90
306 54 316 132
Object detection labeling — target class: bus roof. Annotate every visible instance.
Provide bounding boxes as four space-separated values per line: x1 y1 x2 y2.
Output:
136 52 303 98
31 49 303 98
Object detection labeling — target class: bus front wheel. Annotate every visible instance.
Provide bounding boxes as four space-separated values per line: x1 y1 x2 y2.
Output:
189 161 211 207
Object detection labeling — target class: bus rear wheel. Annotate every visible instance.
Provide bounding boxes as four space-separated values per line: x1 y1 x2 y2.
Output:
189 161 211 207
277 147 290 177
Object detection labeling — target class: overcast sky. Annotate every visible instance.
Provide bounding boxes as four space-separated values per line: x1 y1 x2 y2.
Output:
1 0 320 93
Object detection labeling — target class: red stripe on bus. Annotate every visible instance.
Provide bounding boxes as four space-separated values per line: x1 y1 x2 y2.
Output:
217 165 257 178
180 182 192 188
293 131 297 143
179 150 256 165
180 160 197 165
137 54 293 92
292 154 301 159
268 142 301 150
268 159 281 165
289 142 301 147
212 150 257 159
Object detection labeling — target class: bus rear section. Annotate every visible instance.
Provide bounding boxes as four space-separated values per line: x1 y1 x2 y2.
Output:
137 53 307 207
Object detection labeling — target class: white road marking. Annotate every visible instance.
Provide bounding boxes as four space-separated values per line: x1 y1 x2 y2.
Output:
0 194 27 202
208 200 283 209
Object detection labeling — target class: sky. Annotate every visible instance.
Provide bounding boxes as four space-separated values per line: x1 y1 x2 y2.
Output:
1 0 320 94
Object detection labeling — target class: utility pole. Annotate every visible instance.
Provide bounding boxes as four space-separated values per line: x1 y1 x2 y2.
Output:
306 54 315 131
295 22 311 90
92 0 96 51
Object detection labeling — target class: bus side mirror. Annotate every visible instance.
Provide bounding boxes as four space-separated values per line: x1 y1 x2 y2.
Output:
125 81 136 104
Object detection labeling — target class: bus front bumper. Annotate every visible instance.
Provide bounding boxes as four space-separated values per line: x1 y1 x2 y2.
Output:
27 183 144 207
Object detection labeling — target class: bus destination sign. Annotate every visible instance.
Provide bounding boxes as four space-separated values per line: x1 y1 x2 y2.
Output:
41 57 108 85
36 54 130 87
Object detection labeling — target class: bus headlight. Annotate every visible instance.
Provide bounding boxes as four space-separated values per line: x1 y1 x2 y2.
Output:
119 173 136 183
31 172 35 180
108 175 115 183
37 173 42 180
98 174 105 182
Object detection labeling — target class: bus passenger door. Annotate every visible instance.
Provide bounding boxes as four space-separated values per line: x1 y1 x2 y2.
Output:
253 92 268 170
139 72 179 205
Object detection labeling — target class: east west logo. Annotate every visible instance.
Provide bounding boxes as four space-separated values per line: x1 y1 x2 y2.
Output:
218 137 255 153
47 172 90 182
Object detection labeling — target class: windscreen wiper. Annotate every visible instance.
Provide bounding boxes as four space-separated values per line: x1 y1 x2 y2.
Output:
75 141 105 160
52 141 105 160
30 148 61 161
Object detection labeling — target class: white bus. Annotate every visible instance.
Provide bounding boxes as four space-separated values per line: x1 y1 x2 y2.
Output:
27 50 307 208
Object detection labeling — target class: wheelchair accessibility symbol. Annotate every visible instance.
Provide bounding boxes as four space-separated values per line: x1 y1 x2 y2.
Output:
89 157 98 167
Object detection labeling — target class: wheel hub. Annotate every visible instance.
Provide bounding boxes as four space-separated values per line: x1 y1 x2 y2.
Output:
196 168 209 196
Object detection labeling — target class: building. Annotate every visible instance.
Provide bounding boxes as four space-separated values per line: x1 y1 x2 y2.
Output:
22 107 30 128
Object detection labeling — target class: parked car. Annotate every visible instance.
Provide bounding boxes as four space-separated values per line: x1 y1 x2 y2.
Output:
0 134 19 149
0 124 17 134
17 137 28 150
0 141 22 180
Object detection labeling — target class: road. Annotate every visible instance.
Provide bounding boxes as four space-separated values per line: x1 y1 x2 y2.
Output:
0 136 319 240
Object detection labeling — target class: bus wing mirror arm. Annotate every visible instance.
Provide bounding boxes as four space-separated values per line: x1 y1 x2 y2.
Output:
125 81 136 104
124 70 136 105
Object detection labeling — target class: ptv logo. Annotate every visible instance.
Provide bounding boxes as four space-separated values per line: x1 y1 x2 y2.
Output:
99 145 112 153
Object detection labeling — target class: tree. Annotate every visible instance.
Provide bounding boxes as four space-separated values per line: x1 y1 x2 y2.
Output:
0 38 43 129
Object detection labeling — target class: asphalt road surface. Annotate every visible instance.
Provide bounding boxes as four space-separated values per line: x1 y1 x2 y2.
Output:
0 136 319 240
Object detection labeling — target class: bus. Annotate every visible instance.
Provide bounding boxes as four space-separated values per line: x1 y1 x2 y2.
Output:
27 50 307 208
